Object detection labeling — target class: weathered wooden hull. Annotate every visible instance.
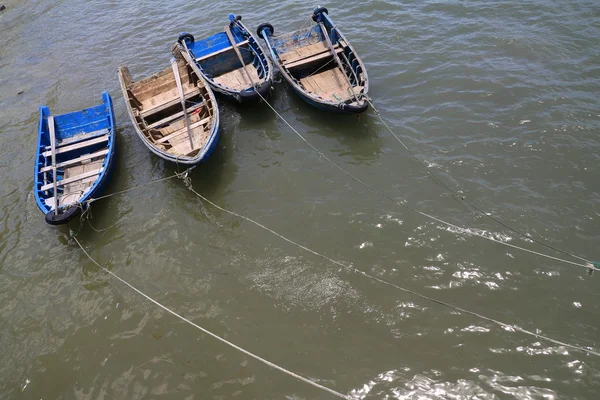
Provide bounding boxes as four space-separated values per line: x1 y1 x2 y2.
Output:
118 57 220 166
175 14 273 104
33 91 116 225
258 8 369 115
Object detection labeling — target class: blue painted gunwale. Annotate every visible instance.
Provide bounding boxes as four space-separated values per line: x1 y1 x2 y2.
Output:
175 14 273 103
258 9 369 114
118 60 221 166
33 91 116 219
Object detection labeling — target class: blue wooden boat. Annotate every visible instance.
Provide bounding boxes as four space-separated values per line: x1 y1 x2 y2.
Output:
33 91 116 225
118 56 220 166
174 13 273 103
257 7 369 114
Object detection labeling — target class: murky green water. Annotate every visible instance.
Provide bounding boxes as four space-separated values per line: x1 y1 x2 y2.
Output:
1 0 599 398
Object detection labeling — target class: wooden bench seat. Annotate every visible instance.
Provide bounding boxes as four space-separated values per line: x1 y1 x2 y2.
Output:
42 135 109 157
280 41 343 69
156 117 211 144
147 101 207 129
195 40 250 63
56 128 109 147
40 149 109 173
41 167 104 191
140 87 201 118
44 128 109 151
280 41 328 63
284 48 344 70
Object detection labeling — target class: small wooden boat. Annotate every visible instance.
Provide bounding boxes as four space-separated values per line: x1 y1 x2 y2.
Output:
33 91 116 225
174 13 273 103
118 55 220 166
257 7 369 114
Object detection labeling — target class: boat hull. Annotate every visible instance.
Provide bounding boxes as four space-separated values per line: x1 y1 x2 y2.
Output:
33 91 116 225
118 59 221 167
258 8 369 115
176 14 273 104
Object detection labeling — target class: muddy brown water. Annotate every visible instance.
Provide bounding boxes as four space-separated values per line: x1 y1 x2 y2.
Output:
1 1 599 398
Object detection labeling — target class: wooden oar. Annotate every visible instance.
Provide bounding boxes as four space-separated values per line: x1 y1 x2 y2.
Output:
48 115 59 215
317 22 359 104
224 24 255 88
170 59 195 150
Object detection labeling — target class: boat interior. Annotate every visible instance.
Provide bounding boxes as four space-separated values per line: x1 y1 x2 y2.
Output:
188 30 268 91
272 25 366 104
39 107 111 211
120 61 215 158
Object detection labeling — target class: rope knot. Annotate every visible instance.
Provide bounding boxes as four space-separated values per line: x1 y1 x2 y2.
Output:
586 262 600 275
177 169 192 189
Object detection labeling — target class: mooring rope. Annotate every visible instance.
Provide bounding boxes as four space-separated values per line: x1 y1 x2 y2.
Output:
298 15 314 30
180 177 600 357
85 174 180 205
71 235 351 399
66 147 599 361
252 91 598 273
365 99 595 266
270 4 595 270
69 173 600 367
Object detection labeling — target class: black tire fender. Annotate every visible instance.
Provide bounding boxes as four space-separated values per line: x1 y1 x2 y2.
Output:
256 23 274 39
312 6 329 22
178 32 195 44
45 206 82 225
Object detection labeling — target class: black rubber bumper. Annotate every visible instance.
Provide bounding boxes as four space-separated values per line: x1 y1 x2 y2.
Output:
45 206 82 225
341 101 369 114
238 82 272 102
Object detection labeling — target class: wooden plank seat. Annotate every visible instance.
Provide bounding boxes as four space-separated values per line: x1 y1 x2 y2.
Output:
147 101 207 129
41 167 104 191
40 149 109 173
42 135 109 157
280 41 343 69
156 117 211 144
285 49 343 70
44 128 109 150
195 40 250 63
140 87 202 118
280 41 328 63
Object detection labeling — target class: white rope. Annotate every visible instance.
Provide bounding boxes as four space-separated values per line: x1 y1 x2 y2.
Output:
183 184 600 357
71 236 350 399
85 174 180 205
252 90 597 273
298 15 314 30
68 173 600 361
366 99 595 267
